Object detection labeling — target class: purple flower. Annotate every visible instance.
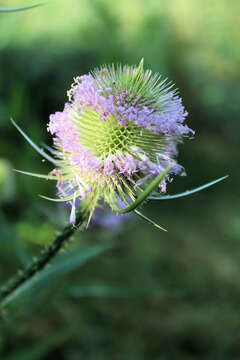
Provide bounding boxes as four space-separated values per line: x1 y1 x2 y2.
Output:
46 59 194 223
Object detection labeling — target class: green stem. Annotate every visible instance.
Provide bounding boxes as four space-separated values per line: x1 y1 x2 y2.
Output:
0 211 85 306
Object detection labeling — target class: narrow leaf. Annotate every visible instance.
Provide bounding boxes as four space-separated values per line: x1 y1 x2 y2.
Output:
0 4 42 13
40 142 59 155
2 244 113 307
3 329 73 360
13 169 57 180
39 194 74 202
11 118 56 165
69 284 182 299
149 175 229 200
70 284 149 298
134 209 167 232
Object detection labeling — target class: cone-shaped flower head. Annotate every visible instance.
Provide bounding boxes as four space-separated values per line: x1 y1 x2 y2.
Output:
47 60 194 222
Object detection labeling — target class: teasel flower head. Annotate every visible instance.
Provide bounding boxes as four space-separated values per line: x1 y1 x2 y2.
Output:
46 59 194 224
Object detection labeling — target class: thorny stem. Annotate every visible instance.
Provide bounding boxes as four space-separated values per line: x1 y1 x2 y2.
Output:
0 211 85 306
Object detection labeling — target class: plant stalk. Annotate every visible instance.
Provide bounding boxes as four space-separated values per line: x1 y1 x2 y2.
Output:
0 211 84 305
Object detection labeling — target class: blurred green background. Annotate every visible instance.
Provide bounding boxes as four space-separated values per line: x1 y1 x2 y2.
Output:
0 0 239 358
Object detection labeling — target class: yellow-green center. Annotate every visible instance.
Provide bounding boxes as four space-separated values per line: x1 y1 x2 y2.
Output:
73 108 166 161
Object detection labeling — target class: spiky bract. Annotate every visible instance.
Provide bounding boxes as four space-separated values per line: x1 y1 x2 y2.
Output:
47 60 194 221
